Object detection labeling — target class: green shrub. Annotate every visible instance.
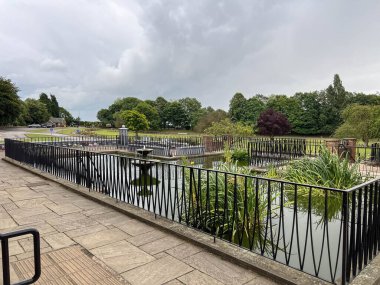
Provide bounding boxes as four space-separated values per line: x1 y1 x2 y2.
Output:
182 161 278 251
282 147 363 189
231 148 249 164
271 147 366 222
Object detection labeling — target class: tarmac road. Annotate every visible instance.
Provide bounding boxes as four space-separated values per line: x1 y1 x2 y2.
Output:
0 127 67 141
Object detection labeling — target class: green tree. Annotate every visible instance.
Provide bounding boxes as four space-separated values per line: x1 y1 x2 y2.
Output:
229 93 246 122
134 102 160 130
179 97 202 129
205 118 253 137
162 101 188 129
59 107 74 125
267 95 298 119
328 74 349 108
39 93 60 117
243 96 265 124
39 93 51 111
291 92 323 135
335 104 380 146
109 97 141 114
144 99 157 107
74 116 81 126
320 74 350 134
228 93 264 126
0 77 23 125
155 97 169 128
349 93 380 105
97 108 114 126
119 110 149 137
50 95 60 117
24 99 50 124
194 109 228 133
15 101 28 126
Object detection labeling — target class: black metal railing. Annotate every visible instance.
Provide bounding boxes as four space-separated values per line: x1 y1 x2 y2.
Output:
248 139 323 167
247 139 380 177
4 138 380 284
1 228 41 285
117 135 205 157
19 135 251 156
18 135 118 150
116 135 252 157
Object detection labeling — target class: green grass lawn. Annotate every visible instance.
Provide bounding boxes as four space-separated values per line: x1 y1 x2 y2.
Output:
53 127 84 135
27 128 49 133
52 127 203 137
92 129 119 136
91 128 203 137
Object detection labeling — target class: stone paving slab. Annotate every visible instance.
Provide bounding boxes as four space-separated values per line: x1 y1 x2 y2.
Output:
178 270 225 285
121 255 193 285
0 155 278 285
166 243 203 260
139 235 185 255
183 251 257 285
73 228 131 250
4 246 127 285
90 240 155 273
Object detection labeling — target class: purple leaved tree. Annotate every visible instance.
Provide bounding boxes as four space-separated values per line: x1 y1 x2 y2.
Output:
257 109 291 137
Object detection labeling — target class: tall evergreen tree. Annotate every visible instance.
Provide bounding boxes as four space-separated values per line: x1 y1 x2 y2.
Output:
39 93 51 114
229 93 246 122
50 95 60 117
320 74 349 134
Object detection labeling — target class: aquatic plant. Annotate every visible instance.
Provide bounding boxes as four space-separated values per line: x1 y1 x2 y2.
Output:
182 161 279 252
231 148 250 165
282 147 363 189
270 147 365 222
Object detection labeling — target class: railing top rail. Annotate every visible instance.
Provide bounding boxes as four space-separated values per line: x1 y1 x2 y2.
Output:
345 177 380 192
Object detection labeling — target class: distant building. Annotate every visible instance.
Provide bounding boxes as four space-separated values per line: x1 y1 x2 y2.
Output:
48 117 66 127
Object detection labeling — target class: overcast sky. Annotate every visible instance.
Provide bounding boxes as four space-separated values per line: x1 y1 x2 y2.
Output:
1 0 380 120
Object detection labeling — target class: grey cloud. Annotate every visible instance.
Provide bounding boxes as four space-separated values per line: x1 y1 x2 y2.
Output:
1 0 380 120
40 58 67 71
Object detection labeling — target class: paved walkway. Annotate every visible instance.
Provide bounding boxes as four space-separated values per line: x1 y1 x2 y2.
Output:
0 156 276 285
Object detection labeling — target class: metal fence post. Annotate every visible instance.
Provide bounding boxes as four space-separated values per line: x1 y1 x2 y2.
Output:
342 192 349 285
86 152 91 189
1 237 10 285
75 150 81 185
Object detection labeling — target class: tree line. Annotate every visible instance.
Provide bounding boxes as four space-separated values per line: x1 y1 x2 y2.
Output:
97 74 380 137
96 96 227 133
2 74 379 140
0 77 75 126
228 74 380 136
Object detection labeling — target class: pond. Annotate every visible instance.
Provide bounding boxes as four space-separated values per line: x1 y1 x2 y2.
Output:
52 152 343 283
